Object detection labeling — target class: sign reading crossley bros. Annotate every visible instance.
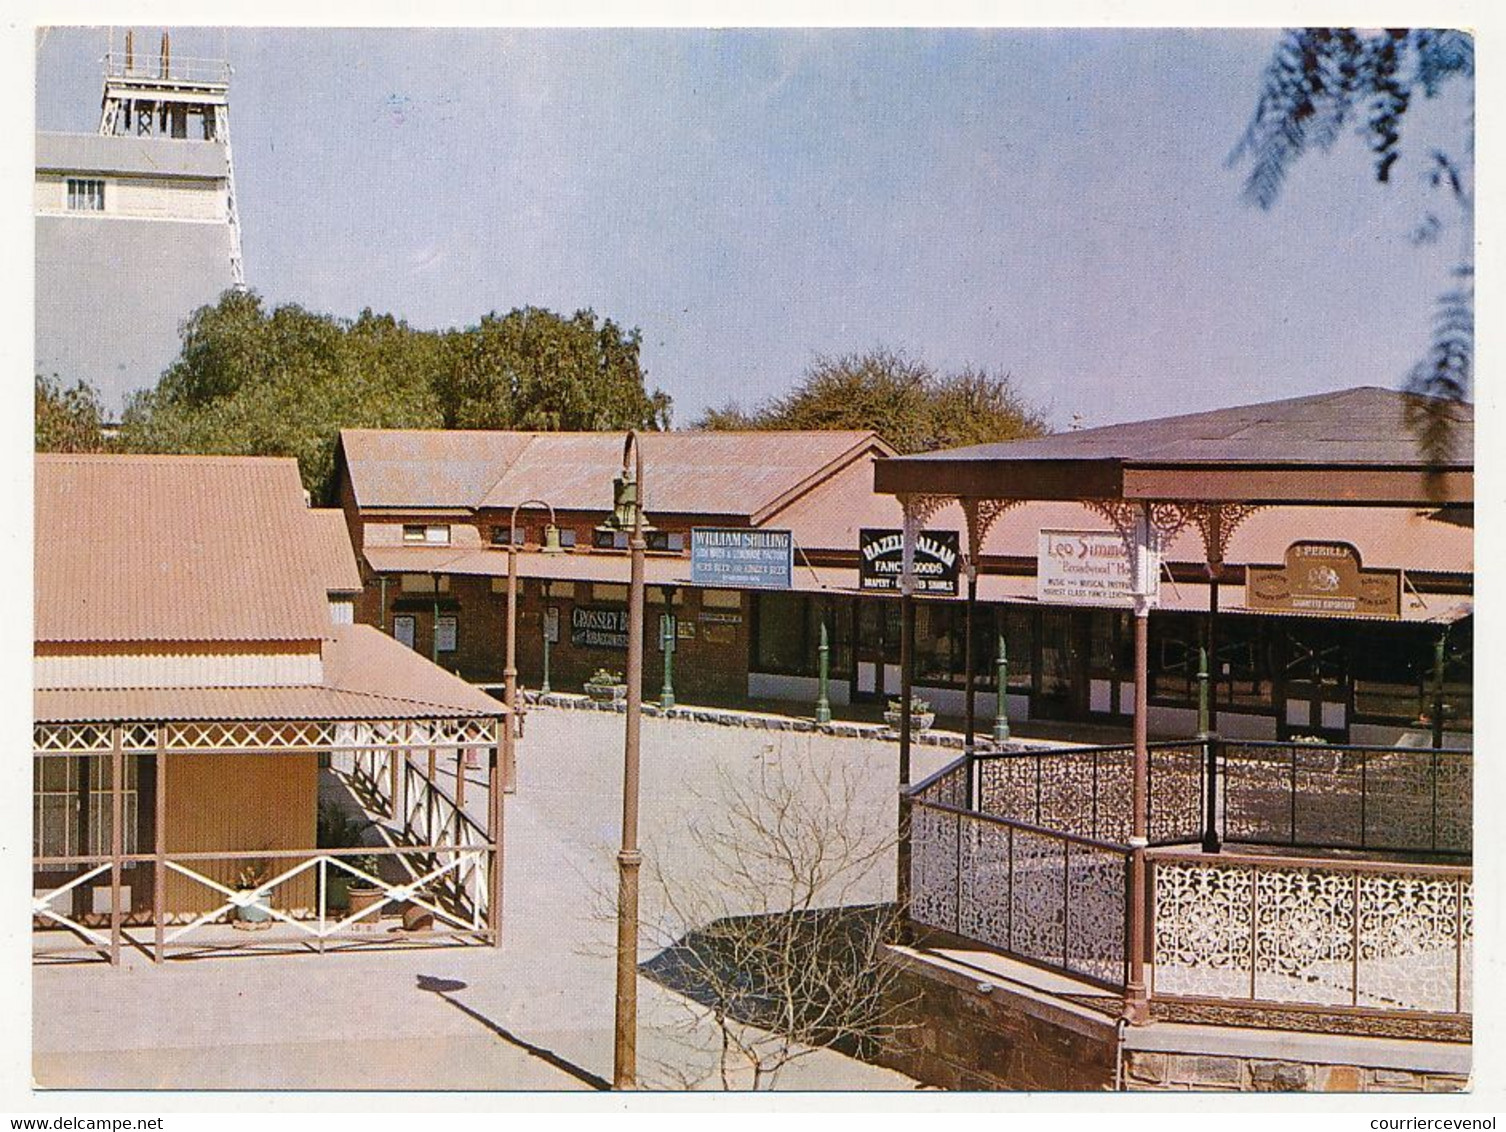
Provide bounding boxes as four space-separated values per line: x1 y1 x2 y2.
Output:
1246 542 1400 618
691 528 793 590
1037 529 1156 607
571 606 630 649
859 529 960 595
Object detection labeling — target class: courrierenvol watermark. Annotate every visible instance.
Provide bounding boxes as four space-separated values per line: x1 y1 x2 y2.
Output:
1371 1122 1495 1131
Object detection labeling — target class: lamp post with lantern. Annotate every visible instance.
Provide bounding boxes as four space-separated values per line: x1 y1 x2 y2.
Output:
603 432 648 1090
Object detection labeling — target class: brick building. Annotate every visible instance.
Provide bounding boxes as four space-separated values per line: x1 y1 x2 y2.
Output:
333 389 1472 744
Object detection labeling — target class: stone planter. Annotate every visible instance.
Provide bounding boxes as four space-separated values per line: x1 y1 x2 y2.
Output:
884 711 935 732
584 681 628 705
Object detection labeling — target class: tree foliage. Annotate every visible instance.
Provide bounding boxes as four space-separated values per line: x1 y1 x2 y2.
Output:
35 374 108 453
1230 28 1474 454
695 348 1046 454
118 291 672 496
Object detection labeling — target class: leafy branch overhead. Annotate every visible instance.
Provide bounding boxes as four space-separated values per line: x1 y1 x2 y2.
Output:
1230 28 1474 449
76 290 673 495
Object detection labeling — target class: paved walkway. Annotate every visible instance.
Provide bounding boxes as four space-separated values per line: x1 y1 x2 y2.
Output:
34 710 945 1091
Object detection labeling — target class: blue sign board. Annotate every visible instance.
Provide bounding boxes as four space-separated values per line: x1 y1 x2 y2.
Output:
691 528 793 590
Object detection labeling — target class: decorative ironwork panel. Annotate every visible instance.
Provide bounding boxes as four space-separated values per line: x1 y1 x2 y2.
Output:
1065 842 1128 985
958 817 1012 952
1356 873 1460 1013
1434 754 1473 855
1361 750 1436 851
977 756 1038 825
1291 745 1363 848
1009 827 1065 969
1222 743 1297 844
1037 751 1097 839
916 761 968 808
1254 867 1355 1006
1092 749 1134 844
909 805 959 934
1460 880 1473 1013
1153 860 1254 999
1148 744 1205 845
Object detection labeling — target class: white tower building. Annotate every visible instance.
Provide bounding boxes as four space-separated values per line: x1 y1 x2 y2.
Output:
35 31 244 417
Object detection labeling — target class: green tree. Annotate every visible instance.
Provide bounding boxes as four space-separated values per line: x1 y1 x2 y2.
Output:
695 348 1045 454
1231 28 1473 456
119 292 672 495
35 375 108 453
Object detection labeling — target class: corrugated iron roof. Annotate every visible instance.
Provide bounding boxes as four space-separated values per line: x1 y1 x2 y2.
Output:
308 510 363 593
35 625 505 723
900 387 1473 468
338 428 884 515
35 454 333 644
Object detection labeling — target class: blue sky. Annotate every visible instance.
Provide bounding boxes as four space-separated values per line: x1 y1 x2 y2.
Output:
35 26 1472 428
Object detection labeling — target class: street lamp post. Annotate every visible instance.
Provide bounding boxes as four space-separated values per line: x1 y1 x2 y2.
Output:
613 432 647 1090
504 500 562 794
540 580 554 695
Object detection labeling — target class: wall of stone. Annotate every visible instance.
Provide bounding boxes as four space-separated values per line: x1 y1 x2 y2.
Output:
876 947 1121 1091
1122 1050 1468 1093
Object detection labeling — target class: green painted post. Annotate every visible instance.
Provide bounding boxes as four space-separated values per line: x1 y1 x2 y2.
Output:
1197 646 1210 737
816 620 832 724
1431 632 1447 749
541 610 553 695
660 613 676 709
992 632 1010 743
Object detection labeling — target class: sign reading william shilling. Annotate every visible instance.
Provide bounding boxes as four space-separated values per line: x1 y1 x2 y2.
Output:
859 529 961 595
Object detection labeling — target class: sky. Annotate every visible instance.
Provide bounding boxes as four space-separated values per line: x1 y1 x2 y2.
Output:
34 25 1473 429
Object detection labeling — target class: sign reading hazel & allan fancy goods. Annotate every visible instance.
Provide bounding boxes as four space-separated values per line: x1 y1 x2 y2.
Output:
1246 541 1400 618
859 529 960 595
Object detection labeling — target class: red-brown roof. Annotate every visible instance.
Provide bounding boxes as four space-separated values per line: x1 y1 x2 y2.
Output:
35 624 505 722
36 454 333 644
339 428 889 517
308 509 363 593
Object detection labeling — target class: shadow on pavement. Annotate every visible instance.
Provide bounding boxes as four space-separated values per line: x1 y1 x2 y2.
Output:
416 974 611 1090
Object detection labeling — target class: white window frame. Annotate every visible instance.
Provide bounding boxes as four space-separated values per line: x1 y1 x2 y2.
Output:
435 615 458 653
66 178 106 212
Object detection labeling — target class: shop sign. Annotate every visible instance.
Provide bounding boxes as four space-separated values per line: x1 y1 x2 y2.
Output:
691 528 794 590
571 605 630 649
543 607 560 645
859 529 960 595
1247 542 1400 618
1037 529 1153 607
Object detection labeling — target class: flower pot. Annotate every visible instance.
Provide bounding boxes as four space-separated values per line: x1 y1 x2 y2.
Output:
585 682 627 704
347 885 386 926
233 890 273 930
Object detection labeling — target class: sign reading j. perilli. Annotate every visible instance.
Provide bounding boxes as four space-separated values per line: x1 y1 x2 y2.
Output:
1246 541 1400 618
859 529 960 595
1037 529 1156 607
691 528 793 590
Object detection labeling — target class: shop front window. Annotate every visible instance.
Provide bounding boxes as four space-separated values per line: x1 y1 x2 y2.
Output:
754 592 809 674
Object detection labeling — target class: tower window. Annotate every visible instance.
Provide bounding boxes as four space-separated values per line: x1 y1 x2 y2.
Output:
66 179 106 212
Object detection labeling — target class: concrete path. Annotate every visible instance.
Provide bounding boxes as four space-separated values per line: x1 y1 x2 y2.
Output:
35 710 945 1091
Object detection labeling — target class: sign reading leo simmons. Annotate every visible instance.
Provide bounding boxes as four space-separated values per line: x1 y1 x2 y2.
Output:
691 528 794 590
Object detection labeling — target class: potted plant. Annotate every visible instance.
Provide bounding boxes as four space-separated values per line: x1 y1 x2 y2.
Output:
344 853 387 924
885 696 935 733
232 860 273 930
584 668 628 704
317 799 375 913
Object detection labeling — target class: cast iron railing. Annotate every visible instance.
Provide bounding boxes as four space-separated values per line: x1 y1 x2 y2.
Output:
904 737 1474 1019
